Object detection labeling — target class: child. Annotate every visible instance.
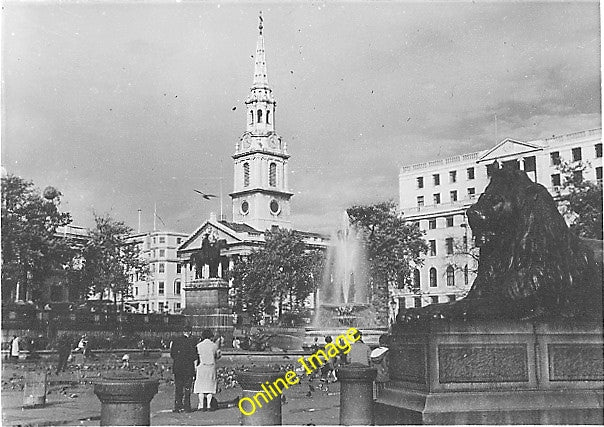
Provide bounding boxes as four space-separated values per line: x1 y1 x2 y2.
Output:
370 334 390 399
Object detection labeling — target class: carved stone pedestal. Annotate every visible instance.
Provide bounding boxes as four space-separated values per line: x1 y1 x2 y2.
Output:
375 320 603 425
94 372 158 426
338 364 377 425
237 367 284 425
183 278 233 340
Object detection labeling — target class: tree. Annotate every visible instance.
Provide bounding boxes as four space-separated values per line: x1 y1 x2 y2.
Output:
556 161 603 239
230 229 325 324
347 201 428 324
1 174 74 303
76 213 147 307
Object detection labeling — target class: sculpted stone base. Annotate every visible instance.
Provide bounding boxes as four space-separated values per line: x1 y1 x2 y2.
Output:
375 319 603 425
183 278 233 339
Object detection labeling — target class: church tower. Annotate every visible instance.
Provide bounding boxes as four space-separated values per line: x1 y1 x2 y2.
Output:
230 14 293 231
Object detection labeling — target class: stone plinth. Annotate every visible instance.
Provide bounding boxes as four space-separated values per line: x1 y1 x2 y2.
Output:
375 319 603 425
183 278 233 339
338 364 377 425
94 372 159 426
237 367 284 425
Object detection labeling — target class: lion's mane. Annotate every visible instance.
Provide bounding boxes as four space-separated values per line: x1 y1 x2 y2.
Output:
463 166 601 319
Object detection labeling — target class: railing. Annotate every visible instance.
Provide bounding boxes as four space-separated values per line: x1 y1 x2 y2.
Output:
543 128 601 145
401 151 483 173
402 197 476 215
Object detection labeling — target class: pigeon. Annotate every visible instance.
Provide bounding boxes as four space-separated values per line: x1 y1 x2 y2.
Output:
193 190 217 200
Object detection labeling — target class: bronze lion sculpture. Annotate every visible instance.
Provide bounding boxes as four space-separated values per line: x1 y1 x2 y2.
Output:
398 164 602 322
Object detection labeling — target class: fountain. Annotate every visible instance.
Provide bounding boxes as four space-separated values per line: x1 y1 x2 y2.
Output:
305 212 386 347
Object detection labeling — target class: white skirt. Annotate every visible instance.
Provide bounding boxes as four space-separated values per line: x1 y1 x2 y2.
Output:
194 364 217 394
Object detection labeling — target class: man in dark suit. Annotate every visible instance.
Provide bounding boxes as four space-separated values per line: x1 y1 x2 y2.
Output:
170 329 198 412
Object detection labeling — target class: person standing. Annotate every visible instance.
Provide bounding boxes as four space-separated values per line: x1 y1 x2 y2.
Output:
170 329 198 413
10 335 20 363
194 329 222 411
348 331 371 365
370 334 390 399
55 334 73 374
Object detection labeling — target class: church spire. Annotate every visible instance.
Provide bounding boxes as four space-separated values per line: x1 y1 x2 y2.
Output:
253 11 269 88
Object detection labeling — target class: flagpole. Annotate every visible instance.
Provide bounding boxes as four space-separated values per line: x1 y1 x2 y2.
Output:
153 203 157 232
220 160 224 221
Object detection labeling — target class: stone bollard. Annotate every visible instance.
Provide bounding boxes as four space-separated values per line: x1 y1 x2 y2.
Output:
338 364 377 426
94 371 159 426
237 366 284 425
23 371 47 408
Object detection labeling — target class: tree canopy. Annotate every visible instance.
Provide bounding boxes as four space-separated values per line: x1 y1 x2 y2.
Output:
557 161 603 239
75 213 147 305
230 229 324 324
1 174 73 303
347 201 428 323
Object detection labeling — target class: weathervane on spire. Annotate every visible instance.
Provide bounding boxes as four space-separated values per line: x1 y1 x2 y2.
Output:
258 11 263 35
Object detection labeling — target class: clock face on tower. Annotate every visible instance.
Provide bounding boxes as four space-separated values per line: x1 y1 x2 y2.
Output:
270 199 280 215
240 200 249 215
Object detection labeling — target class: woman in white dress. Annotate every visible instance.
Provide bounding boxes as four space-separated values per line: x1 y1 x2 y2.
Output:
194 329 221 411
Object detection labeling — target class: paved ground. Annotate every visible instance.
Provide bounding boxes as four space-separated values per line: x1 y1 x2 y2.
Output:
1 354 340 426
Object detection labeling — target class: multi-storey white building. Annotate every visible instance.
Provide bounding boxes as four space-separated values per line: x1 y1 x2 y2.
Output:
394 128 602 313
127 230 189 314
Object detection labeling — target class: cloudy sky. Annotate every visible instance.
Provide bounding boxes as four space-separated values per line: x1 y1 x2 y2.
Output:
2 1 601 235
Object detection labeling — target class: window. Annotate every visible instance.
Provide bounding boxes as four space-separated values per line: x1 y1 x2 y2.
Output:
158 302 164 312
417 196 424 207
468 187 476 198
449 170 457 183
150 264 155 273
463 234 468 249
257 109 263 123
467 167 475 180
177 238 182 244
446 216 454 227
175 302 181 310
249 110 254 125
551 174 561 187
417 177 424 189
159 249 165 258
152 237 156 244
433 193 441 205
433 174 440 186
572 147 582 162
134 287 138 296
597 167 602 182
449 294 456 302
429 268 437 287
523 156 536 172
450 190 458 202
429 219 436 230
429 240 436 256
414 297 422 308
573 170 583 183
159 263 165 273
269 162 277 187
596 143 602 158
464 265 469 286
177 264 182 274
158 281 165 295
413 269 420 288
446 266 455 286
446 238 454 255
174 280 181 295
243 163 250 187
550 151 561 166
159 237 165 244
266 110 271 124
431 296 439 304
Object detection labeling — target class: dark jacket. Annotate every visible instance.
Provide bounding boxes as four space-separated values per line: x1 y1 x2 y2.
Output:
170 334 198 377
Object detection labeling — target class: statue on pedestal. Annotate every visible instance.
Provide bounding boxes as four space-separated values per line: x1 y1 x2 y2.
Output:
188 233 227 279
399 163 602 322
